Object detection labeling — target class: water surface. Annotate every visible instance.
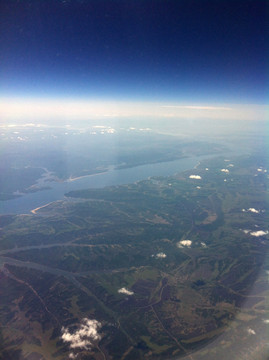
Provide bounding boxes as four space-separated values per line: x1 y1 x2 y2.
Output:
0 155 213 215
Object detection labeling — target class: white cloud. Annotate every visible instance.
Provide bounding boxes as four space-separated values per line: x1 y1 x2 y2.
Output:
201 242 207 248
247 328 256 335
118 287 134 296
248 208 260 214
242 208 261 214
221 169 229 173
106 128 115 133
227 164 234 167
257 168 267 173
178 240 192 248
243 229 251 234
155 252 167 258
250 230 268 237
61 318 101 357
205 168 209 171
263 319 269 324
189 175 202 179
196 186 201 189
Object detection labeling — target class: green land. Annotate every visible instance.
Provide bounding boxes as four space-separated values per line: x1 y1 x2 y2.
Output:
0 154 268 360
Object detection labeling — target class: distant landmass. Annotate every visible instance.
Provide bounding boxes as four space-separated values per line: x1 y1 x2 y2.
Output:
0 125 226 202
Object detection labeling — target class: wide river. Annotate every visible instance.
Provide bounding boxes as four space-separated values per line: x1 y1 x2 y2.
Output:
0 155 214 215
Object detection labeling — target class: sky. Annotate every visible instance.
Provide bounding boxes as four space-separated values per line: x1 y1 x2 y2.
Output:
0 0 268 118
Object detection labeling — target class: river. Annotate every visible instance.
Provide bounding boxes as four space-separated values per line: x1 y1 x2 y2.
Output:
0 154 214 215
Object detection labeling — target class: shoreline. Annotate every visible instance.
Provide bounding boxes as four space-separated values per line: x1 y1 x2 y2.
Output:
67 170 109 182
31 201 61 214
1 154 218 216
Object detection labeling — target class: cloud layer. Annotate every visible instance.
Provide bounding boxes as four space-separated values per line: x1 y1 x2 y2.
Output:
1 98 268 121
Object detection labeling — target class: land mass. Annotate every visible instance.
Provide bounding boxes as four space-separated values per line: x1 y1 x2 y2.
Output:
0 154 268 360
0 125 226 201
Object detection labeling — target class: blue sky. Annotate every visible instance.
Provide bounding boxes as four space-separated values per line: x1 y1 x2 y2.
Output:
0 0 268 105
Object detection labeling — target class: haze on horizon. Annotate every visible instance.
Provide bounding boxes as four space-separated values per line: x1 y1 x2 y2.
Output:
0 98 268 123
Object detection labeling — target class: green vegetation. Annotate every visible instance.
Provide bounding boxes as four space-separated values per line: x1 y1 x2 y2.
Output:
0 154 268 359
